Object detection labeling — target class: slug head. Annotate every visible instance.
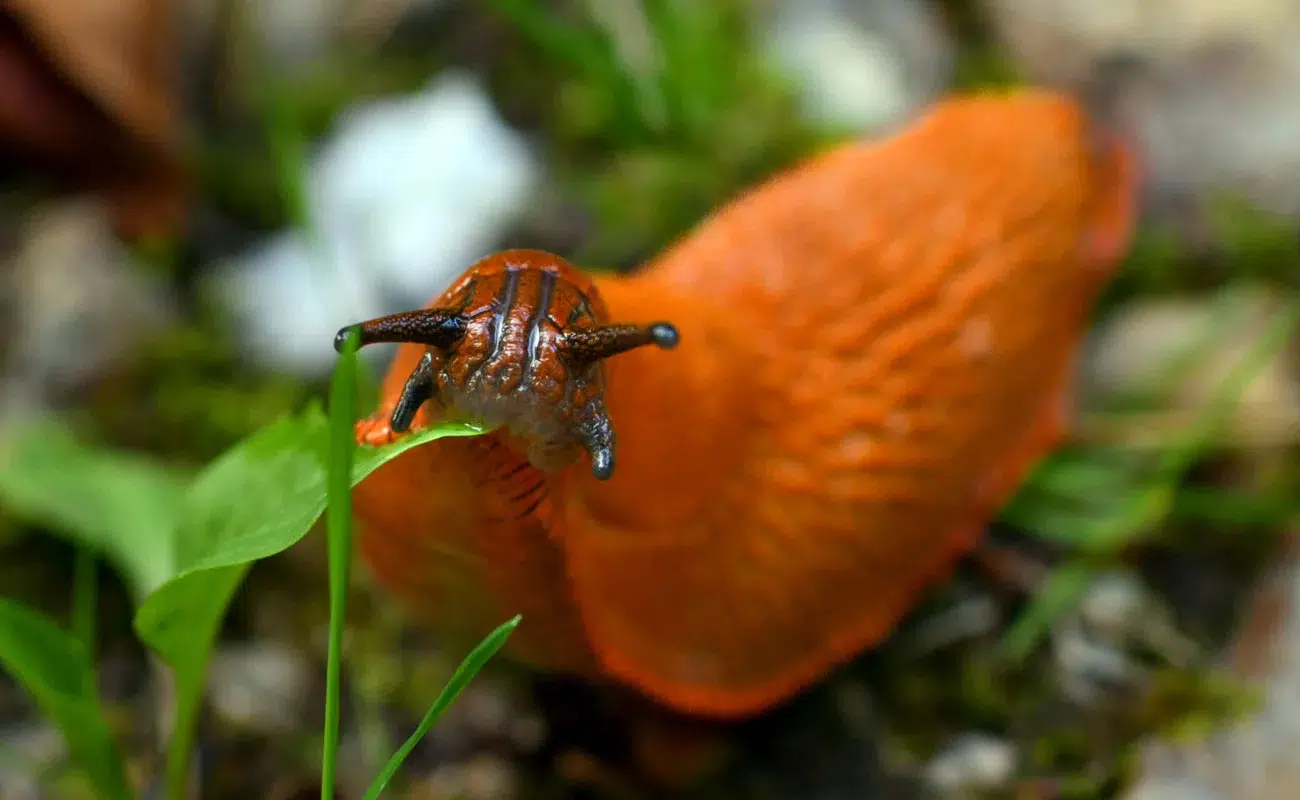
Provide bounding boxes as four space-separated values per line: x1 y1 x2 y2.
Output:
335 250 679 480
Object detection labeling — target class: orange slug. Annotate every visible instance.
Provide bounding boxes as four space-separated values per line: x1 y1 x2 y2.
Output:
338 88 1140 720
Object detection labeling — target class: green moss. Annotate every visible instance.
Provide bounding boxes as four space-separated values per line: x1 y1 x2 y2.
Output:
951 44 1025 90
84 313 312 462
1111 194 1300 302
1203 196 1300 283
486 0 830 267
1141 669 1260 743
850 540 1270 797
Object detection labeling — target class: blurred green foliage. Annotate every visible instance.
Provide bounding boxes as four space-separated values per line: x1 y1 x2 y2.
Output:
488 0 831 266
0 367 499 797
1001 290 1300 658
0 420 187 598
0 600 132 800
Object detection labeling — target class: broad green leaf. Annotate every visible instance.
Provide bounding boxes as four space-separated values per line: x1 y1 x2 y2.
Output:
1002 448 1143 547
0 599 132 800
133 400 485 795
364 615 520 800
999 563 1095 662
0 419 187 599
1017 448 1141 499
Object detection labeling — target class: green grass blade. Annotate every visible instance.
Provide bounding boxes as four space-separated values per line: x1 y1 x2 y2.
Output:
0 599 132 800
1000 563 1096 662
321 326 360 798
363 615 521 800
487 0 621 77
1148 299 1300 484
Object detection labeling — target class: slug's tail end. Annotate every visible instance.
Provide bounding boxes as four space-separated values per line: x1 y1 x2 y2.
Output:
1081 129 1142 279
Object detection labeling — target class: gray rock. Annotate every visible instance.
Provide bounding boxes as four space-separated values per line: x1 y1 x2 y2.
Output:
982 0 1300 224
0 199 176 426
0 722 65 800
924 732 1017 795
206 642 313 735
422 753 520 800
1053 570 1199 704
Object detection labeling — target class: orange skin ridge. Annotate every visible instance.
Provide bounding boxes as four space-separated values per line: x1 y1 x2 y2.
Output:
342 87 1140 720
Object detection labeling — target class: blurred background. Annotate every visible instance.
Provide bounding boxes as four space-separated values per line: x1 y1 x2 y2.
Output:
0 0 1298 798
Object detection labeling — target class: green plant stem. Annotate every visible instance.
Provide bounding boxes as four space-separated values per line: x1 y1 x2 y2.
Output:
322 327 360 798
164 689 201 800
72 548 97 657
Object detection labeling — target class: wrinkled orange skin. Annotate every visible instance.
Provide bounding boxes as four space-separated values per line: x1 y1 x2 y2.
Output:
352 88 1140 719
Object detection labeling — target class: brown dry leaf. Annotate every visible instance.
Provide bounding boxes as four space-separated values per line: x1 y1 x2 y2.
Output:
0 0 186 239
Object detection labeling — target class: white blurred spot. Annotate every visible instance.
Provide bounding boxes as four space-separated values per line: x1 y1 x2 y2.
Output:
211 70 542 376
762 0 954 133
925 732 1017 794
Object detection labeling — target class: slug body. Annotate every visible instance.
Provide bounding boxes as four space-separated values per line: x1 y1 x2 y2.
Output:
344 89 1140 718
